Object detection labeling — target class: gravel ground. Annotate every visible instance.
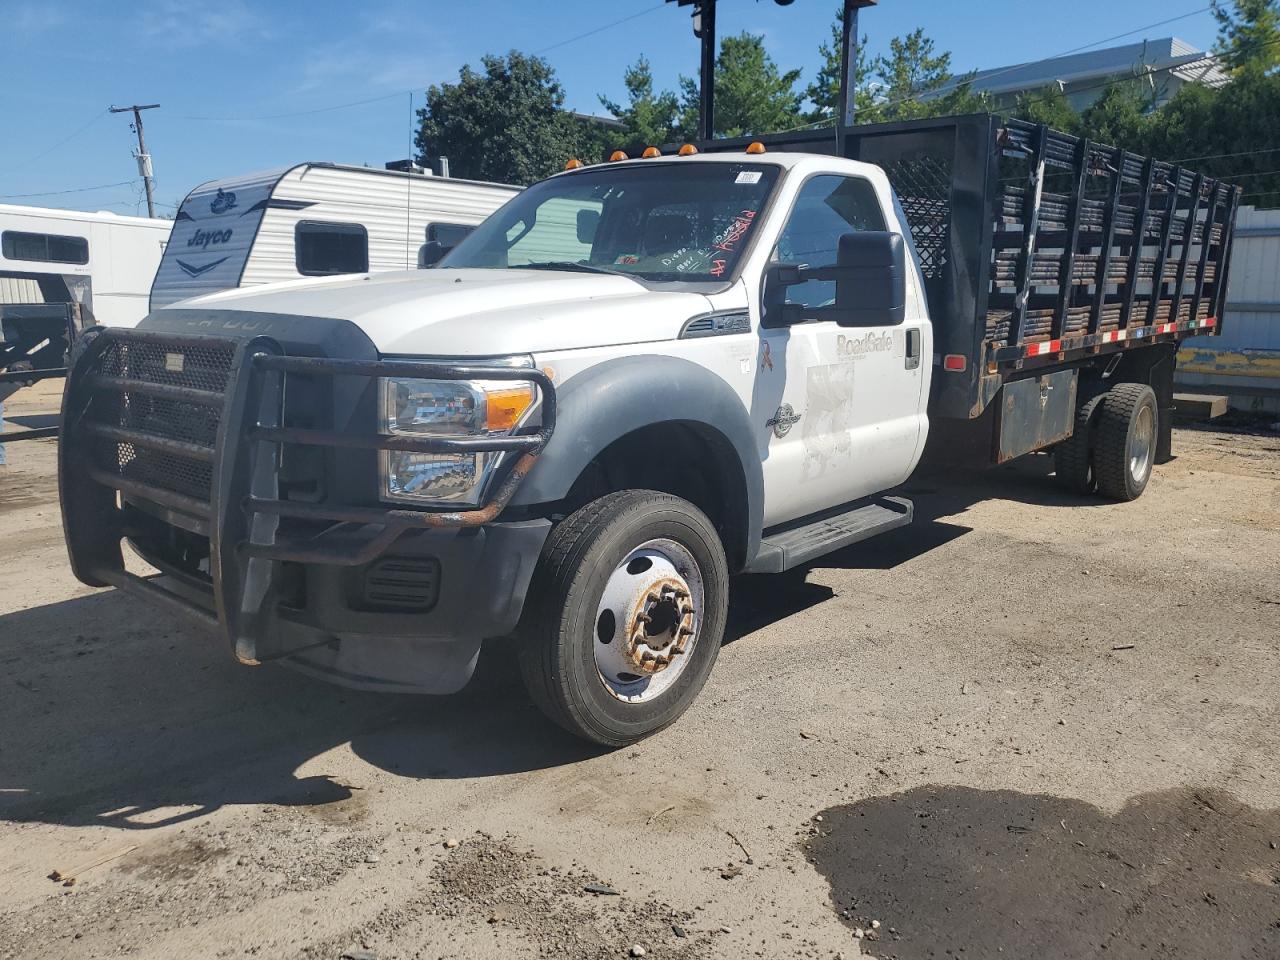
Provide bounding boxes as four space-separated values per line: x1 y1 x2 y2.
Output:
1 388 1278 959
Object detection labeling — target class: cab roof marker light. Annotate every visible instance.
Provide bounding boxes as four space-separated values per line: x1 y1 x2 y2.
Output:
609 150 628 162
564 158 584 170
678 144 698 156
746 141 766 154
642 146 661 158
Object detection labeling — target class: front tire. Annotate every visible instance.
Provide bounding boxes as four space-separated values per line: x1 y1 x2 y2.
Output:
517 491 729 747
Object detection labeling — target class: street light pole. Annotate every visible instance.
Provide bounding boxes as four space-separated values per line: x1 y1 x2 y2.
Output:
837 1 877 137
109 103 160 218
666 0 717 141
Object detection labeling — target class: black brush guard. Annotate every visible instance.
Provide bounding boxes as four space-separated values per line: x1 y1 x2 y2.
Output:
60 326 556 664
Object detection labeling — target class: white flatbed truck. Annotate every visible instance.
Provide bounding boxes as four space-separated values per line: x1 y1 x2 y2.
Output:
58 115 1239 744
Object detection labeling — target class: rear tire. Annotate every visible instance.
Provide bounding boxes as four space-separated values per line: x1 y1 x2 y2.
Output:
517 490 729 747
1054 392 1106 494
1094 383 1158 501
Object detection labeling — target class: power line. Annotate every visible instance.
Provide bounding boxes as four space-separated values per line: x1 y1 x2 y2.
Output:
535 2 666 54
933 5 1215 99
177 89 408 123
175 5 668 124
786 5 1225 133
0 180 134 200
0 108 108 175
1174 145 1280 163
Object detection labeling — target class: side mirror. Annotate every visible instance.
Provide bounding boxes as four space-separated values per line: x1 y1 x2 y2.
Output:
764 231 907 328
576 208 600 245
418 240 448 268
833 231 906 327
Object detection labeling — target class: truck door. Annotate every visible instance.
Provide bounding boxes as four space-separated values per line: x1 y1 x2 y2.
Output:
755 174 928 527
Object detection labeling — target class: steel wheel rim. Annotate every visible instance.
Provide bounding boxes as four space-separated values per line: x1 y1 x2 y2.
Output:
1130 404 1154 482
593 538 704 703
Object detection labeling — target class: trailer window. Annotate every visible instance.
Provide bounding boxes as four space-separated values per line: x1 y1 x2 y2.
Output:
2 231 89 265
295 221 368 276
775 175 886 309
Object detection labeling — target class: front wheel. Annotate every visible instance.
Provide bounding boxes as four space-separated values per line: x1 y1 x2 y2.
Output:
517 490 729 747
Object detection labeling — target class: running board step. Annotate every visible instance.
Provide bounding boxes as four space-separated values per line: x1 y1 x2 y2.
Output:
746 496 914 574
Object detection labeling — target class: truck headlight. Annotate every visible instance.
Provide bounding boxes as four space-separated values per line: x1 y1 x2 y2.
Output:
379 359 536 507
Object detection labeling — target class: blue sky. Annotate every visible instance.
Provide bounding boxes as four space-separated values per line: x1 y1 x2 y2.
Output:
0 0 1222 217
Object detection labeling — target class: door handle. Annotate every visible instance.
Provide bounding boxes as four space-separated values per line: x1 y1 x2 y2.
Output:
905 328 921 370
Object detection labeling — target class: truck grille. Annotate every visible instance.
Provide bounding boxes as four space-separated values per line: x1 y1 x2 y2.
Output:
89 337 237 504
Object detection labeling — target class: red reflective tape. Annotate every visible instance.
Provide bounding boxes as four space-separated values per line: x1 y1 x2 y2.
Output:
1205 317 1217 328
1028 339 1061 356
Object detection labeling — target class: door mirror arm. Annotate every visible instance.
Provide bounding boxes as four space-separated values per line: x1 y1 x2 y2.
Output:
762 232 908 328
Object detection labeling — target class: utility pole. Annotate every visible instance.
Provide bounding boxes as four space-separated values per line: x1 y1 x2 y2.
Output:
109 104 160 218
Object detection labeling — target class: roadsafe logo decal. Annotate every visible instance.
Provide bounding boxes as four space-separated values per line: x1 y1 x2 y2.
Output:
210 188 238 214
176 256 228 278
766 403 802 438
836 331 895 359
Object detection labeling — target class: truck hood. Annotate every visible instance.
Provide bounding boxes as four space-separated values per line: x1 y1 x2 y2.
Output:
166 268 714 355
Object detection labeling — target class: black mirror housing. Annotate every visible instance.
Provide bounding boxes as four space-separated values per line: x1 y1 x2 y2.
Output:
833 231 906 327
765 231 908 328
419 240 447 268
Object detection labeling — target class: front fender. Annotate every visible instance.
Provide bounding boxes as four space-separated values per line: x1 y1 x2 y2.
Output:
512 354 764 565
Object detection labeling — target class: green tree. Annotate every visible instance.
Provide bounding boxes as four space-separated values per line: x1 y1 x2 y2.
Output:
678 32 803 138
1013 83 1081 134
1077 83 1152 149
415 51 589 185
1211 0 1280 74
807 15 991 124
872 28 954 119
598 56 683 152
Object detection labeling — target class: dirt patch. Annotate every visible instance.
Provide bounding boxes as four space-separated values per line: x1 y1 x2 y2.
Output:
807 785 1280 959
301 834 713 960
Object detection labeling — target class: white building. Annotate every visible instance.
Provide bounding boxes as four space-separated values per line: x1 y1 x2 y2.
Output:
935 37 1230 112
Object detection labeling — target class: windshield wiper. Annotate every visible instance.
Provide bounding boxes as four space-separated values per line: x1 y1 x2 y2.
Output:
520 261 640 280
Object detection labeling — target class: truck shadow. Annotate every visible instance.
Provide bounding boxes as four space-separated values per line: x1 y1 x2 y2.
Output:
0 589 603 832
0 568 846 828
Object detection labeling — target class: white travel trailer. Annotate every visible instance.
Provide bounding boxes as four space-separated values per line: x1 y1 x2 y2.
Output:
0 204 170 327
149 163 519 310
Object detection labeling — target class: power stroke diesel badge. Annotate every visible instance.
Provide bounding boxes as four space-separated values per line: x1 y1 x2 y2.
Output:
767 404 802 438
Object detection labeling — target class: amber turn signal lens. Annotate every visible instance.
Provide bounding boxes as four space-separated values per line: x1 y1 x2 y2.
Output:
484 385 535 433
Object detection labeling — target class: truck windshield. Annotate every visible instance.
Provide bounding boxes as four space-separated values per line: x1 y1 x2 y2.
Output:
439 162 781 282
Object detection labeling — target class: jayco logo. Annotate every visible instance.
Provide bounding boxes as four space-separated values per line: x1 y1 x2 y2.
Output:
837 332 894 359
210 188 238 214
187 228 233 250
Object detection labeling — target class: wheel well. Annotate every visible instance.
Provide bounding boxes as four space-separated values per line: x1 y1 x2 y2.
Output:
561 421 750 571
